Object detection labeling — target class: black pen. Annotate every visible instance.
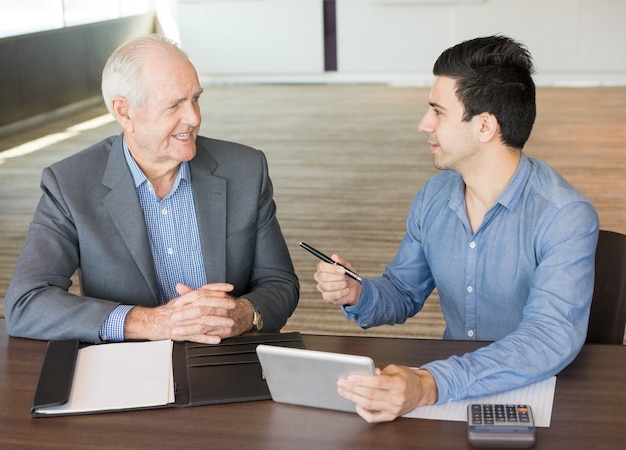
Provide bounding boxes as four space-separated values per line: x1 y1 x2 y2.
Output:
299 242 362 283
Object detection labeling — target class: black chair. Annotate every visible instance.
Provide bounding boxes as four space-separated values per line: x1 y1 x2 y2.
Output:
586 230 626 344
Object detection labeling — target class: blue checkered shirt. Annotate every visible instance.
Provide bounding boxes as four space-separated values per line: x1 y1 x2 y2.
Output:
99 140 207 341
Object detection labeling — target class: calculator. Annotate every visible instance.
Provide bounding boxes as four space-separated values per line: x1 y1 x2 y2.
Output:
467 404 536 448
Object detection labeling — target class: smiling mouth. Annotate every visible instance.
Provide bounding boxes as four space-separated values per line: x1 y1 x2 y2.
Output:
173 133 191 140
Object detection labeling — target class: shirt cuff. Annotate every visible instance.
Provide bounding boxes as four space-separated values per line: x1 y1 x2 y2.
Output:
419 360 454 405
99 305 135 342
341 279 374 327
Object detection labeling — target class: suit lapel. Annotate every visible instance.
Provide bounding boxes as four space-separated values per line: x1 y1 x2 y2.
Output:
190 145 227 283
100 135 161 303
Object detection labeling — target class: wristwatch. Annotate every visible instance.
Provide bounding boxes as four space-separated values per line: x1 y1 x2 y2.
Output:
244 299 263 332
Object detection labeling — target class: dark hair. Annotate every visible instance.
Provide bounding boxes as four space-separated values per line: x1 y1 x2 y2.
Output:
433 35 536 149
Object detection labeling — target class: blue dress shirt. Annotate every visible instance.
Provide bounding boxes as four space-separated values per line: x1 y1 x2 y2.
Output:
343 153 598 403
99 141 207 341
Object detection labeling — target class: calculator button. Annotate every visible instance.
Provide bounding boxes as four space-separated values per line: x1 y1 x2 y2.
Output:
518 406 530 422
494 404 505 421
469 404 535 426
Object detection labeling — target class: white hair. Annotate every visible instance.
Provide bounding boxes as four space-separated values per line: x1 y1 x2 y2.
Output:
101 34 190 115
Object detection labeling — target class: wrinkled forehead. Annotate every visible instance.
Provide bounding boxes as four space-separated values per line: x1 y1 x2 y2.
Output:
140 53 201 97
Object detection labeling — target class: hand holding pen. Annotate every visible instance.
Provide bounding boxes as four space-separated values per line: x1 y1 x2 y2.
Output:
301 242 363 307
299 242 362 283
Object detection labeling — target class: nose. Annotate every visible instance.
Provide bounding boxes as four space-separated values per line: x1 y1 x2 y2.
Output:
184 101 201 127
418 110 434 134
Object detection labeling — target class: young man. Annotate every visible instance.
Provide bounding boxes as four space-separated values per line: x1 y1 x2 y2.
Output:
313 35 598 422
4 35 299 344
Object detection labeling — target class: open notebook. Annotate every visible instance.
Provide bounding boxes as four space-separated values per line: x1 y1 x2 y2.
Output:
33 340 174 415
31 332 304 416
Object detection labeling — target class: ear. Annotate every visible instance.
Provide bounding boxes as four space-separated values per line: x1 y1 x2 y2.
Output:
476 112 499 144
110 96 134 132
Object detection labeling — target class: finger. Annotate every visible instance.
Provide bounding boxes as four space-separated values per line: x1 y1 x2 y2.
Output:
175 283 195 296
337 379 384 413
170 300 236 322
171 289 237 310
315 261 359 289
316 278 361 306
314 261 341 278
171 317 235 337
172 333 223 345
336 376 396 423
342 372 404 402
320 289 352 305
338 373 399 405
197 282 235 293
329 254 359 274
175 283 234 300
354 405 396 424
173 305 232 321
329 254 351 269
316 278 349 293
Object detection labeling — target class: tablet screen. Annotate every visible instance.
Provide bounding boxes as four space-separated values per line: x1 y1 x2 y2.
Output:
256 344 375 413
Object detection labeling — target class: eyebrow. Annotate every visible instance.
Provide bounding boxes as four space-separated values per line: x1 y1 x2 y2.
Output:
429 101 447 110
171 88 204 106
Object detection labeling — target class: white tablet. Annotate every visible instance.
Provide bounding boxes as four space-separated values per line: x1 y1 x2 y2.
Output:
256 344 375 413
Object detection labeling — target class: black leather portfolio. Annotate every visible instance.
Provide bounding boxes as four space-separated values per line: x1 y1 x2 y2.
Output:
31 332 304 417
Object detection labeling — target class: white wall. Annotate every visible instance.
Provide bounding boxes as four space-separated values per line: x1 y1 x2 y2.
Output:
173 0 626 85
337 0 626 85
174 0 324 75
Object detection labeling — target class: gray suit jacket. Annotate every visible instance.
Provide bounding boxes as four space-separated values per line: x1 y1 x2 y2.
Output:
4 134 299 342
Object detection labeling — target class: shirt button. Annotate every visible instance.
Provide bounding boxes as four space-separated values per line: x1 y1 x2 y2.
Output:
167 248 174 255
467 330 474 338
467 285 473 293
469 241 476 249
161 208 168 216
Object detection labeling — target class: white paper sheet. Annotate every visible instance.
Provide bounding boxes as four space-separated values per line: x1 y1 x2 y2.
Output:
403 376 556 427
36 340 174 415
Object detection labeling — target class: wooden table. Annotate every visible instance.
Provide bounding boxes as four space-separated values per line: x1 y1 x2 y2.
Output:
1 320 624 449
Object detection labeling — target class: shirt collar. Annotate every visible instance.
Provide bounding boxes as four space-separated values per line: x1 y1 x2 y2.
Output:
448 152 532 212
496 152 531 212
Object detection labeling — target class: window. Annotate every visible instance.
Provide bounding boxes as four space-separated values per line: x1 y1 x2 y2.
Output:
0 0 154 38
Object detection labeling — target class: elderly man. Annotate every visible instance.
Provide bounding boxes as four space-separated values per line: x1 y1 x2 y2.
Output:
5 35 299 344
